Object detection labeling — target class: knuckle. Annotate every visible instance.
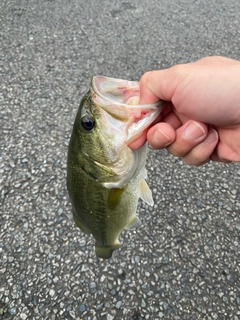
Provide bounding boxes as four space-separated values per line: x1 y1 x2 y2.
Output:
167 144 189 157
183 157 208 166
140 71 151 86
183 148 210 166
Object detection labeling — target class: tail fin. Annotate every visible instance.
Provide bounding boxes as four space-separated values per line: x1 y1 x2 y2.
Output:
95 242 121 259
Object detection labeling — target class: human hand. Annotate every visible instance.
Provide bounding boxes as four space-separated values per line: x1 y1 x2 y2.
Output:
130 56 240 165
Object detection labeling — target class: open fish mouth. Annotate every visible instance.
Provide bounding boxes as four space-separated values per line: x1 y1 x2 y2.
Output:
91 76 166 144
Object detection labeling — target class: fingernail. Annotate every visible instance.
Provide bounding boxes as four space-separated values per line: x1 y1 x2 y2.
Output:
184 121 206 141
153 128 171 145
204 128 218 143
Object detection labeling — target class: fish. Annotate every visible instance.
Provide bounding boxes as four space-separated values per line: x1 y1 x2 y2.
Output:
67 76 165 259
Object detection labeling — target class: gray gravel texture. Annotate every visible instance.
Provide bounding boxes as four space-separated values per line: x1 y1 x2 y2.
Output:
1 0 240 319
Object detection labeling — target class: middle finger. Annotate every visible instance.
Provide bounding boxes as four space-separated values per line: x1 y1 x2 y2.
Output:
167 120 208 157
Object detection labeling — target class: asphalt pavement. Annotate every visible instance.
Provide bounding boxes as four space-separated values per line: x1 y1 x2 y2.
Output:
1 0 240 319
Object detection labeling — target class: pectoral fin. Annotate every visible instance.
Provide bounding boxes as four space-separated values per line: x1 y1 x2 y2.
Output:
140 179 154 206
107 187 125 210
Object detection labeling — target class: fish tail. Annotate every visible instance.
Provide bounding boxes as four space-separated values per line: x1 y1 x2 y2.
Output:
95 242 121 259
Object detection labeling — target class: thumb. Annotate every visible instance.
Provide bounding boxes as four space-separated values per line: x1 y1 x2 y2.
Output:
139 68 178 104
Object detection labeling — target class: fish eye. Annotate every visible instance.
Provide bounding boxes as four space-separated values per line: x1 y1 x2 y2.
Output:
81 115 95 131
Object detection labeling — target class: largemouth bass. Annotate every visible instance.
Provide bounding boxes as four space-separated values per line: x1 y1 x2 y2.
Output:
67 76 165 259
